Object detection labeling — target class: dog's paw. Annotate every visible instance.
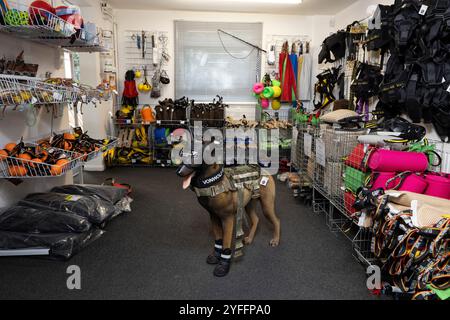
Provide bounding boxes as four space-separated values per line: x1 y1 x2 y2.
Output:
269 239 280 247
244 237 253 245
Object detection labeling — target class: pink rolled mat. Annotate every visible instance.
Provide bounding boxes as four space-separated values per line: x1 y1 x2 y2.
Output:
424 174 450 199
398 174 428 194
368 150 429 172
370 172 396 191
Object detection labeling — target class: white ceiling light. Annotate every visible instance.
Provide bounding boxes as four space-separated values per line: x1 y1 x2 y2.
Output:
223 0 302 4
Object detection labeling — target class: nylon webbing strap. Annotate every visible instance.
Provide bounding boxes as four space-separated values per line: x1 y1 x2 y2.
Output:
233 188 245 259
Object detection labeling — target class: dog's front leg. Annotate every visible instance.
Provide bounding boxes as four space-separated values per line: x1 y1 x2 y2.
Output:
213 215 234 277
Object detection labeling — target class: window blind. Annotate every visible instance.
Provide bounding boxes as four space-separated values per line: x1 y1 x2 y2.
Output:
175 21 262 102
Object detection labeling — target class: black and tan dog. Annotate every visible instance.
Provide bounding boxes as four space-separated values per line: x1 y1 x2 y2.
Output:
177 162 281 277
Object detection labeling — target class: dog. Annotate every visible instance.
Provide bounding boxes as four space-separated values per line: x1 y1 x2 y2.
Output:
177 162 281 277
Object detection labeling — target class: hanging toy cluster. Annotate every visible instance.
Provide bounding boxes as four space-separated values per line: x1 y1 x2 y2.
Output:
292 103 321 127
136 67 152 93
252 74 282 111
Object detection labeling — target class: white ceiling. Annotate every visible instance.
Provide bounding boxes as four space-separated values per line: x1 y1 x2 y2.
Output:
106 0 355 15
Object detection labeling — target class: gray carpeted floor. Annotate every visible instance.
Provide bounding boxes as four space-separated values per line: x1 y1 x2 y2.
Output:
0 168 377 300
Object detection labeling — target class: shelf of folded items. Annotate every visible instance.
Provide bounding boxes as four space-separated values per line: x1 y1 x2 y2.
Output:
0 143 83 179
0 5 108 53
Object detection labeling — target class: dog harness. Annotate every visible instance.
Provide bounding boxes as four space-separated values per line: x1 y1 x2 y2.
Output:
368 194 450 299
192 165 265 259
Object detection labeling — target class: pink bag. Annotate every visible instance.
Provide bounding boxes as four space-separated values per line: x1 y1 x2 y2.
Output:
368 172 396 191
387 172 428 194
424 174 450 199
368 149 429 172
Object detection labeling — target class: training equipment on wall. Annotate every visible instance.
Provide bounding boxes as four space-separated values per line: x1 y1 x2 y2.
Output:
364 0 450 142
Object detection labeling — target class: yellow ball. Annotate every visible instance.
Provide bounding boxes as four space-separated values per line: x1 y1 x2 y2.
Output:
271 99 281 110
272 86 282 98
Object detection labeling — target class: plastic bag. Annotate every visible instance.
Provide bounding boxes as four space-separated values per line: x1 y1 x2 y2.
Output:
0 206 92 234
51 184 127 204
19 193 116 227
0 229 104 260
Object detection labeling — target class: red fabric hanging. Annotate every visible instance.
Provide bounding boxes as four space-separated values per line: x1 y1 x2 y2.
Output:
279 52 297 102
123 80 138 98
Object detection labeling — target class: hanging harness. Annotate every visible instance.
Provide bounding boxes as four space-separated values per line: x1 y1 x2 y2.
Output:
313 67 340 111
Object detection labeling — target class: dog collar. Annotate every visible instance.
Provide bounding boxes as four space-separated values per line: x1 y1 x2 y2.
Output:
195 167 224 189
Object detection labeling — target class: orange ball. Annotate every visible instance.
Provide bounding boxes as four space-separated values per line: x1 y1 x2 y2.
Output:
5 143 16 153
8 165 27 177
18 153 32 161
30 158 43 168
0 149 8 161
50 159 70 176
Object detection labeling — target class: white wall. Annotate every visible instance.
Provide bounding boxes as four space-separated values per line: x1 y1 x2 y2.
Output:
335 0 394 30
77 0 115 171
115 9 335 119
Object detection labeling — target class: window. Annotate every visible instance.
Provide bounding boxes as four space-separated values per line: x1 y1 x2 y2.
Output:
63 51 73 79
175 21 262 103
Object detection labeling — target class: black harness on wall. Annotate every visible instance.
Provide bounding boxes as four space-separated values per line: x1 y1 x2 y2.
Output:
365 0 450 141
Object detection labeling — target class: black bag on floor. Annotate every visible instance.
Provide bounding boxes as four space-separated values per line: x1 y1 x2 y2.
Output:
19 193 117 227
51 185 127 205
0 229 104 260
0 206 91 234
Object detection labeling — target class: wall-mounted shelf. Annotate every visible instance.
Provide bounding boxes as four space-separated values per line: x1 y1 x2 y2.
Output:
0 4 109 53
0 75 112 110
0 142 83 179
0 74 78 106
31 130 118 164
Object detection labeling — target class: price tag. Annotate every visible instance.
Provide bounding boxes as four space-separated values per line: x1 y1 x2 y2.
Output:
31 96 38 105
157 160 161 164
157 120 161 125
447 85 450 93
126 119 131 124
113 90 119 95
260 177 269 186
315 138 326 167
91 98 99 104
304 133 312 158
180 120 185 125
81 95 87 103
131 159 136 164
419 5 428 15
65 195 82 202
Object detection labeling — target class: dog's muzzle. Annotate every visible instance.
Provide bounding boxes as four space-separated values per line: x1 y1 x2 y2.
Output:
176 165 196 178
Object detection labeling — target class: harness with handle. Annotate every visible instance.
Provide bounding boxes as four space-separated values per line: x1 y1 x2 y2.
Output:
371 194 450 298
192 165 265 259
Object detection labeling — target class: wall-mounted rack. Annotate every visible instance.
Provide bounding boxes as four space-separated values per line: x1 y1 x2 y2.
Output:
0 75 113 111
264 34 311 77
0 3 109 53
123 30 169 71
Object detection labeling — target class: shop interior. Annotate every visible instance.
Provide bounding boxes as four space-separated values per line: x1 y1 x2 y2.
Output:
0 0 449 301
